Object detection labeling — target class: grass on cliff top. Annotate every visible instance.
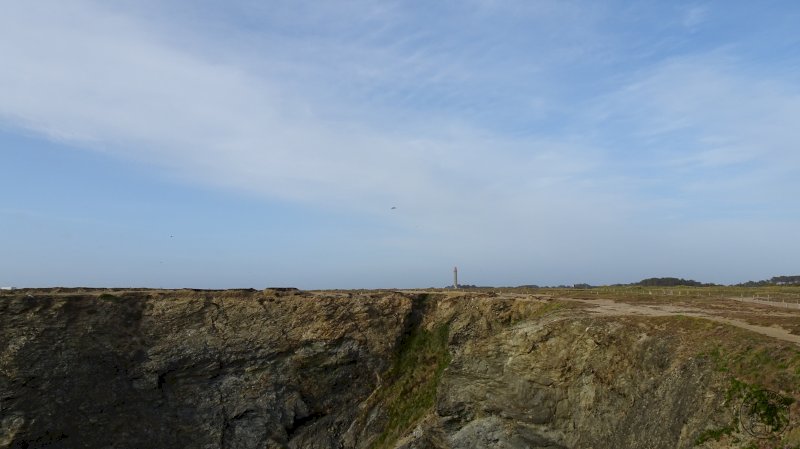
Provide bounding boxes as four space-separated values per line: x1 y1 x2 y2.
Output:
371 323 451 449
659 316 800 447
513 284 800 301
619 315 800 448
669 316 800 393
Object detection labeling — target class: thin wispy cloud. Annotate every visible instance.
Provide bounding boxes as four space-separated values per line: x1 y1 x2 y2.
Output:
590 53 800 208
0 1 603 216
683 5 708 29
1 0 799 287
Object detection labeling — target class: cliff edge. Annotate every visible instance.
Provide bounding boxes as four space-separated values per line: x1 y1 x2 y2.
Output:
1 289 798 448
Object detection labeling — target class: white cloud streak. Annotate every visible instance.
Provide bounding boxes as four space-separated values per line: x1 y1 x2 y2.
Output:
0 1 609 222
682 5 708 29
2 0 799 285
591 53 800 208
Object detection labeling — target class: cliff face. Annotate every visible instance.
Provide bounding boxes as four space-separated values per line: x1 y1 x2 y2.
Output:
0 290 411 448
395 300 723 449
1 290 798 449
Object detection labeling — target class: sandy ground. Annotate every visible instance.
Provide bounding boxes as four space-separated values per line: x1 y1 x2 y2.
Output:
405 289 800 346
728 296 800 310
559 296 800 347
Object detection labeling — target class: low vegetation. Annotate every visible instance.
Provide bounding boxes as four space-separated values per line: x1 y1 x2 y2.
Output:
691 325 800 447
727 380 794 431
694 425 735 445
370 323 451 449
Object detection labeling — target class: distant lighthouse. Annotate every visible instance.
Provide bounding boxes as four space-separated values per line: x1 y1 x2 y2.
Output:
453 266 458 289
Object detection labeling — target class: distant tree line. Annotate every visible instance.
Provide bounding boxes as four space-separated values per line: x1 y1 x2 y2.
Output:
441 275 800 290
737 275 800 287
444 284 490 289
770 275 800 284
635 277 715 287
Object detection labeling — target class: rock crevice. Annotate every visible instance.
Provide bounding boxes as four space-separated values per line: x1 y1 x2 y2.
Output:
1 290 798 448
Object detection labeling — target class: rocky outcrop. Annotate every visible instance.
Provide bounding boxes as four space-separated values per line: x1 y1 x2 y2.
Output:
0 290 412 448
408 309 722 448
1 290 798 448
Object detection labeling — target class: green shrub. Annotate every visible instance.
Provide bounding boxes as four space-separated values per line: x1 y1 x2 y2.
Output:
371 324 451 449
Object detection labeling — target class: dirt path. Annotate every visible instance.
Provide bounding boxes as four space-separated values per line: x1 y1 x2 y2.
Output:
400 290 800 346
558 296 800 347
727 296 800 310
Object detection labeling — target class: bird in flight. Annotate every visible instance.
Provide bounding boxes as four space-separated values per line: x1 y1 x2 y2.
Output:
391 206 397 210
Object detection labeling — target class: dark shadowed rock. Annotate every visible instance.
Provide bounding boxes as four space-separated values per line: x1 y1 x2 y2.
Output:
1 290 798 448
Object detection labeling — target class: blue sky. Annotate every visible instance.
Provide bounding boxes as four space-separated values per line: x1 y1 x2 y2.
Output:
2 1 799 288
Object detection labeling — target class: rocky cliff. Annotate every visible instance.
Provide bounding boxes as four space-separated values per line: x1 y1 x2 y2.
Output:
1 289 798 449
